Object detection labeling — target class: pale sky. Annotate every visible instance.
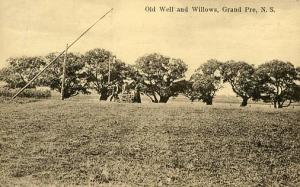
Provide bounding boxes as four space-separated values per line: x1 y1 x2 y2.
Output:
0 0 299 94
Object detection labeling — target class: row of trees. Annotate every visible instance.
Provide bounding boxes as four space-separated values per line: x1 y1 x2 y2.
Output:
0 48 299 108
188 59 300 108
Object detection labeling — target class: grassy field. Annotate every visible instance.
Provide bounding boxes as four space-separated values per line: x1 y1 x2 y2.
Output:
0 99 299 186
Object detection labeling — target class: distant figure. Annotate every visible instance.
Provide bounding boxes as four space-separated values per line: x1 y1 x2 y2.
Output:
132 82 142 103
110 82 120 102
122 82 129 94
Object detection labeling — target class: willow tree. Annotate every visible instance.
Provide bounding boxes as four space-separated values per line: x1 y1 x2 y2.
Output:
255 60 299 108
42 52 89 98
83 48 132 100
221 61 256 106
189 59 222 105
0 56 46 88
135 53 188 103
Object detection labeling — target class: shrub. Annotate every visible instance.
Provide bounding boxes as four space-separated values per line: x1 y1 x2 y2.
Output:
0 88 51 99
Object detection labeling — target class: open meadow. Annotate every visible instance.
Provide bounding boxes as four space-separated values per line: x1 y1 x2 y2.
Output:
0 98 299 186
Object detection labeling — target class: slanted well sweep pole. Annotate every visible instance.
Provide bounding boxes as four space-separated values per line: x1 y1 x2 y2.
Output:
11 8 114 100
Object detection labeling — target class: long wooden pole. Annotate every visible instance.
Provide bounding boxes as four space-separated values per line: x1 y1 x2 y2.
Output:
61 44 68 100
11 8 113 100
108 57 111 84
108 56 116 84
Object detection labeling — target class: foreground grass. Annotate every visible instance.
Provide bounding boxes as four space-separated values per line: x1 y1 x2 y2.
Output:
0 100 299 186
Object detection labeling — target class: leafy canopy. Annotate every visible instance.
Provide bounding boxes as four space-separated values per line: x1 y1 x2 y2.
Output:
0 56 46 88
135 53 188 103
84 48 133 100
255 60 299 108
189 59 222 105
221 61 256 106
42 52 89 98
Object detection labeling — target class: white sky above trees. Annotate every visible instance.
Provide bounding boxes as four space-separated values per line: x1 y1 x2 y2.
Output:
0 0 299 95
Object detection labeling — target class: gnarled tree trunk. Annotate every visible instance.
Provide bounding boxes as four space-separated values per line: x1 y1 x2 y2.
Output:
240 97 249 107
159 96 170 103
205 97 213 105
99 87 109 101
133 91 141 103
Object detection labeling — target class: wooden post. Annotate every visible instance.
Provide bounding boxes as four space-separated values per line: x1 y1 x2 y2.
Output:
11 8 113 100
108 56 116 84
61 44 68 100
108 57 111 84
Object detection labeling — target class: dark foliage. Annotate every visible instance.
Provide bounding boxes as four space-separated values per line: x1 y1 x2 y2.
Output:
189 59 222 105
42 52 89 99
84 48 132 101
221 61 257 106
254 60 299 108
135 53 188 103
0 56 47 88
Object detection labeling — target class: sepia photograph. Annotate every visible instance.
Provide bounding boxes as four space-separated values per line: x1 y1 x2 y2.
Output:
0 0 299 186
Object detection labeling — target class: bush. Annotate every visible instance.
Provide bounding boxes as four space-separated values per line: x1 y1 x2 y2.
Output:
0 88 51 99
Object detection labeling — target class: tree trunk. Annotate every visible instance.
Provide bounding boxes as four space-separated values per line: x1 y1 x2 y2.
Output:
240 97 248 107
100 94 109 101
133 91 141 103
99 88 109 101
159 96 170 103
205 98 213 105
152 93 158 103
110 93 120 102
149 94 158 103
151 98 158 103
273 100 277 108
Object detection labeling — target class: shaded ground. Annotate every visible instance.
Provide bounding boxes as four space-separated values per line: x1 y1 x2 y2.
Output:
0 100 299 186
